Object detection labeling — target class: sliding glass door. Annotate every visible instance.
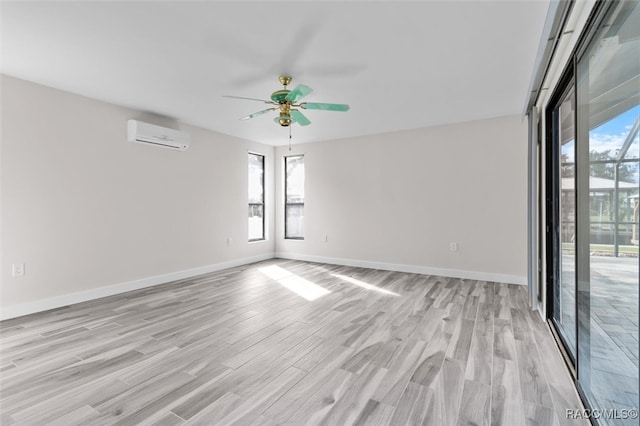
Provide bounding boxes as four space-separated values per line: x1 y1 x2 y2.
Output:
548 2 639 424
575 2 639 423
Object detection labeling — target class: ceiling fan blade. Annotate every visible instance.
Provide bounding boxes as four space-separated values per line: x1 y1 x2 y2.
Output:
285 84 313 102
240 108 276 120
223 95 273 104
302 102 350 112
291 109 311 126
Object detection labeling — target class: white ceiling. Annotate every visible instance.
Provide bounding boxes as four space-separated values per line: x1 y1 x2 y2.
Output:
1 1 549 146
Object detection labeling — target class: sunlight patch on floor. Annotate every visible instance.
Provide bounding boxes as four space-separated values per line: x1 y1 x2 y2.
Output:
259 265 331 301
332 274 400 296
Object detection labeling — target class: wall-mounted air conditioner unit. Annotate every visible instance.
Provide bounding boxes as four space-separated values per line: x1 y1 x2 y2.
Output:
127 120 190 151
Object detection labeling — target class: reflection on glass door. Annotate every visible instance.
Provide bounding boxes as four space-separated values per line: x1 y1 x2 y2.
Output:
575 2 640 424
553 85 578 358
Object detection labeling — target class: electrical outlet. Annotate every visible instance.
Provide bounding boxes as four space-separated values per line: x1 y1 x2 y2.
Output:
12 263 25 277
227 237 232 246
450 242 458 252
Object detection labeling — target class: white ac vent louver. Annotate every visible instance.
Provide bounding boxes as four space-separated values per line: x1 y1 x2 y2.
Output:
127 120 189 151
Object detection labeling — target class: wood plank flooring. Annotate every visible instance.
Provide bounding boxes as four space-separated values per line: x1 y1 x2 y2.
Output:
0 259 588 425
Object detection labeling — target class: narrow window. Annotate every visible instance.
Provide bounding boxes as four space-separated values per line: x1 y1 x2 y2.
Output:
285 155 304 239
248 153 265 241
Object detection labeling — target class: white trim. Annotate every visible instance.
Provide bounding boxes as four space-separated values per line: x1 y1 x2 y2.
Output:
276 252 527 286
0 253 274 321
1 251 527 321
528 106 539 311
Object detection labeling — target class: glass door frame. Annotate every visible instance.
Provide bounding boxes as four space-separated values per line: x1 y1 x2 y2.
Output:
546 63 579 372
544 1 638 420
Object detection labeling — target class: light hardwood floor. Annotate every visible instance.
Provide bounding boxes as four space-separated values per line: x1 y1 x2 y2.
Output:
0 259 587 425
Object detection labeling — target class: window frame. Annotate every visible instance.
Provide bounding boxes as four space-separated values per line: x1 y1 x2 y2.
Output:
284 154 304 240
248 152 265 242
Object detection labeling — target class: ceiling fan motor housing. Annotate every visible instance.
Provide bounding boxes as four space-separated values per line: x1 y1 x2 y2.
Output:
270 90 290 103
276 102 293 126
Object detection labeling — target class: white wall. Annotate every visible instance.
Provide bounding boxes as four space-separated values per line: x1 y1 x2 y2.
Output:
275 115 528 284
0 75 530 320
1 75 275 318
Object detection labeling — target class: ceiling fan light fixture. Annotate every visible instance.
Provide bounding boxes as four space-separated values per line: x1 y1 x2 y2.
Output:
275 113 293 127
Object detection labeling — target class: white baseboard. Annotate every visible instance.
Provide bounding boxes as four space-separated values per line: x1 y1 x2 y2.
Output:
275 252 527 286
1 251 526 321
0 253 275 321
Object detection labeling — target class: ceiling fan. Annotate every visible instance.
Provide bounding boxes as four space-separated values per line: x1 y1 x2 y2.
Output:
223 76 349 127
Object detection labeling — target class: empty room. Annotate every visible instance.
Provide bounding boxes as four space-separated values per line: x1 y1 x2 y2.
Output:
1 1 638 425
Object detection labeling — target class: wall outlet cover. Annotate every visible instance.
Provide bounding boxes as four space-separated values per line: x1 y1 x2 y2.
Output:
12 263 25 277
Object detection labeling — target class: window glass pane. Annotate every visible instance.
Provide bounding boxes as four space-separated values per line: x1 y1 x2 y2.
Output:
248 153 264 241
248 153 264 204
577 1 639 420
285 155 304 239
248 204 264 241
285 204 304 239
556 86 577 356
286 155 305 203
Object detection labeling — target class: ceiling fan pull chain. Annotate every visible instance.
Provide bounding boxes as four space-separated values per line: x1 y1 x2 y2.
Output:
288 125 292 151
